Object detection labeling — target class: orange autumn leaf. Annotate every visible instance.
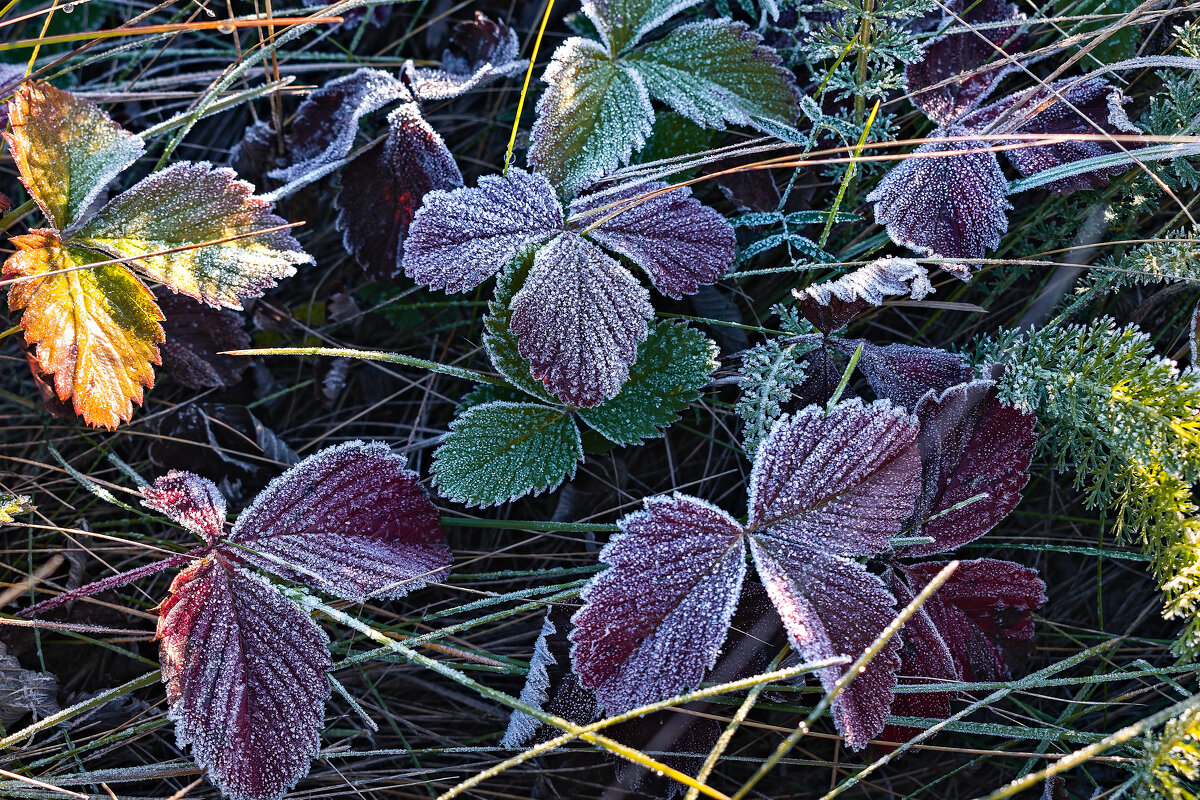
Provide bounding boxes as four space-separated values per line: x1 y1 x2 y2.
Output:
4 231 165 429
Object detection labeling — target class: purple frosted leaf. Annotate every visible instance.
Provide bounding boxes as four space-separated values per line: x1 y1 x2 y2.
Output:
904 380 1036 556
335 104 463 282
142 471 227 543
157 290 252 389
795 258 934 333
228 440 451 603
899 558 1045 681
964 77 1141 193
271 69 412 183
866 126 1012 261
158 559 331 800
405 12 526 102
230 121 278 189
403 169 563 293
749 536 902 750
509 232 653 407
570 493 747 713
747 400 922 555
839 341 973 410
906 0 1027 125
569 180 735 299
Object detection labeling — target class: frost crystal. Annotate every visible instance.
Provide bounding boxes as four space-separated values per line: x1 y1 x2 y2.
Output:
501 611 559 748
584 0 704 53
404 12 526 101
794 258 933 332
142 471 227 543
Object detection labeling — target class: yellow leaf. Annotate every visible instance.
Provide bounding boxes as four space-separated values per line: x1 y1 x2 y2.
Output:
4 231 164 429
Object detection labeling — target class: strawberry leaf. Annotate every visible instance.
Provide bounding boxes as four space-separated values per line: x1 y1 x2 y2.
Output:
846 341 974 410
528 38 654 197
904 380 1036 556
626 20 801 130
76 161 311 310
158 558 331 800
403 169 564 293
749 535 902 750
405 12 526 101
142 471 227 543
583 0 704 53
794 257 934 333
156 290 253 390
569 180 736 298
4 82 144 231
866 126 1012 260
4 231 164 429
229 441 450 603
334 104 463 282
432 401 583 507
577 321 718 445
509 232 653 407
570 494 747 712
747 400 922 554
482 250 562 402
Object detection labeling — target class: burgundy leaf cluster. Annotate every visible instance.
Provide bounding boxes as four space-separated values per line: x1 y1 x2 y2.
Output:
869 0 1141 264
24 441 451 800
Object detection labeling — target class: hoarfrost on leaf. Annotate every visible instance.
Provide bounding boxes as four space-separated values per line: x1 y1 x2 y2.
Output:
405 12 526 101
501 609 561 748
847 341 974 410
583 0 705 53
794 258 933 332
142 471 227 543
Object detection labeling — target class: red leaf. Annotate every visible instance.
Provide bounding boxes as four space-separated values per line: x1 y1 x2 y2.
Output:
747 400 922 555
749 535 903 750
904 380 1036 556
158 558 331 800
795 258 934 334
570 494 747 713
840 340 974 410
334 104 463 281
228 440 451 602
142 471 227 543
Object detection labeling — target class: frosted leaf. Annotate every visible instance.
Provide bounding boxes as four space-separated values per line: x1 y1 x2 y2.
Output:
230 120 278 187
229 440 450 603
747 400 922 555
897 559 1045 681
432 401 583 507
0 641 58 726
270 69 412 183
405 12 526 101
142 471 227 543
5 82 145 231
501 610 560 748
482 250 562 403
904 380 1036 556
748 536 902 750
510 232 653 407
335 104 463 281
794 258 933 333
0 64 24 131
577 321 718 445
528 38 654 197
157 290 252 390
78 161 312 310
736 338 814 454
570 494 747 713
403 169 563 293
866 126 1012 261
158 560 331 800
583 0 704 53
569 180 736 299
846 341 973 410
626 20 801 130
905 0 1027 125
964 77 1141 194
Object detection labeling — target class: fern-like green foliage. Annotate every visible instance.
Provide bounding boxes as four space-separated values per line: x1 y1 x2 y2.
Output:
1137 704 1200 800
977 318 1200 660
736 338 815 454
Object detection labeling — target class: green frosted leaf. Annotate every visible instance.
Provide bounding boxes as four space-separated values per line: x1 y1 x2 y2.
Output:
627 20 800 131
578 321 718 445
583 0 704 54
433 401 583 507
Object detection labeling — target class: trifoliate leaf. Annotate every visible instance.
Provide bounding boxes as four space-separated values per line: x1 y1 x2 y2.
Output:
569 180 736 298
583 0 705 53
271 68 412 183
578 321 717 445
404 12 526 101
229 441 451 603
403 169 563 293
432 401 583 507
76 161 311 310
571 494 747 713
509 232 653 407
158 560 331 800
4 231 164 429
156 290 252 390
4 82 145 231
748 534 902 750
867 126 1012 261
528 38 654 197
335 104 463 281
142 471 228 543
626 20 800 130
794 258 934 333
747 400 922 554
